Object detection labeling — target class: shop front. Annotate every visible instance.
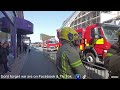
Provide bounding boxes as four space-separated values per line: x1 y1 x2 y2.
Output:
15 17 33 56
0 11 33 59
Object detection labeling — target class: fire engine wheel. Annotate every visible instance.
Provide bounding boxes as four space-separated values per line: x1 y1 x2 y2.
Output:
85 53 96 64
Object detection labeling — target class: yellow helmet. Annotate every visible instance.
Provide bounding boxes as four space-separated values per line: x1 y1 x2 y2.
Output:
60 27 78 41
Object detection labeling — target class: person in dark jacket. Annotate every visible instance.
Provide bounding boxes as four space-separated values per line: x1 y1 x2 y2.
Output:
0 42 3 64
1 42 11 73
104 30 120 78
23 43 27 53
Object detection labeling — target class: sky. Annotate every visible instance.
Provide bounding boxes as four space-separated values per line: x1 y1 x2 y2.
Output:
24 11 74 43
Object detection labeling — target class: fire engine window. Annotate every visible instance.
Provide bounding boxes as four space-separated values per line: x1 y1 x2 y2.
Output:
78 32 82 39
91 28 95 38
50 41 56 44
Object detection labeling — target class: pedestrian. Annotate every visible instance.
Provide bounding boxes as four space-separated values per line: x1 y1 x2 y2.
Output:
0 41 11 73
56 27 87 79
28 44 31 53
25 44 27 53
0 42 3 64
104 29 120 79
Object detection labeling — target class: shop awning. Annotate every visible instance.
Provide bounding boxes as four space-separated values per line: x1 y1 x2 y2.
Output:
16 17 33 35
0 17 33 35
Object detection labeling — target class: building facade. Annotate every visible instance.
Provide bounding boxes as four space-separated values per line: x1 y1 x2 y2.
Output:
62 11 120 29
0 11 33 59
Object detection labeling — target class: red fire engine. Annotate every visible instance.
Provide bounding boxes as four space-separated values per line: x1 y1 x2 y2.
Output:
46 38 58 52
57 23 120 64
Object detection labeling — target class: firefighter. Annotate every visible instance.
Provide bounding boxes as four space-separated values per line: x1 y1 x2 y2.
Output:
56 27 87 79
104 29 120 79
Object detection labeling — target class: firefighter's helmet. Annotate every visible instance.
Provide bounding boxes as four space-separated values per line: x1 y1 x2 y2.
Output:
60 27 78 41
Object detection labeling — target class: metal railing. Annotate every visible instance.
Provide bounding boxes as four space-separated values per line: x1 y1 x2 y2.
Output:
82 61 109 79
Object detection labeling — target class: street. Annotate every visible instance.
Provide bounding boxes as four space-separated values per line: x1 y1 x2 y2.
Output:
1 46 109 79
20 47 58 77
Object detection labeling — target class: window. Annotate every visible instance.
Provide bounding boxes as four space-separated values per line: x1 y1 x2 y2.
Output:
92 19 96 24
97 17 100 23
70 21 74 27
78 32 82 39
93 11 96 17
49 41 56 44
78 18 81 24
74 20 77 25
82 11 85 15
86 14 90 21
82 23 85 28
87 21 90 26
74 26 77 30
78 12 82 17
82 16 85 22
5 11 15 24
78 24 81 28
91 28 95 38
102 25 119 40
91 28 101 38
0 11 5 31
96 11 100 16
0 11 11 42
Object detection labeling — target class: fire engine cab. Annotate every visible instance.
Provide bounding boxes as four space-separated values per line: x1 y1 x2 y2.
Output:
46 38 57 52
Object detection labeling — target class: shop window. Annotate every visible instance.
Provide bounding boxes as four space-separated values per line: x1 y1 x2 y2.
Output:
0 12 5 31
5 11 15 24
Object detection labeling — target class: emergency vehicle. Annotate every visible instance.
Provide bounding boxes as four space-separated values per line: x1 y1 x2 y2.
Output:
42 40 47 48
57 23 120 64
46 38 58 51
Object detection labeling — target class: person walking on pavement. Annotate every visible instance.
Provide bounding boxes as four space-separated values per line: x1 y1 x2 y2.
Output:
28 44 31 53
0 41 11 73
104 29 120 79
56 27 87 79
24 44 27 53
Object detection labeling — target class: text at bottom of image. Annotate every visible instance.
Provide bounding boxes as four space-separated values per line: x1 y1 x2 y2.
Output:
0 75 73 79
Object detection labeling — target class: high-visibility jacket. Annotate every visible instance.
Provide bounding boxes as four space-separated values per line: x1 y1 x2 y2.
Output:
104 42 120 77
56 41 86 79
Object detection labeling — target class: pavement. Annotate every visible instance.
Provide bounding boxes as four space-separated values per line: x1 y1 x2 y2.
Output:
4 52 28 75
1 46 58 79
